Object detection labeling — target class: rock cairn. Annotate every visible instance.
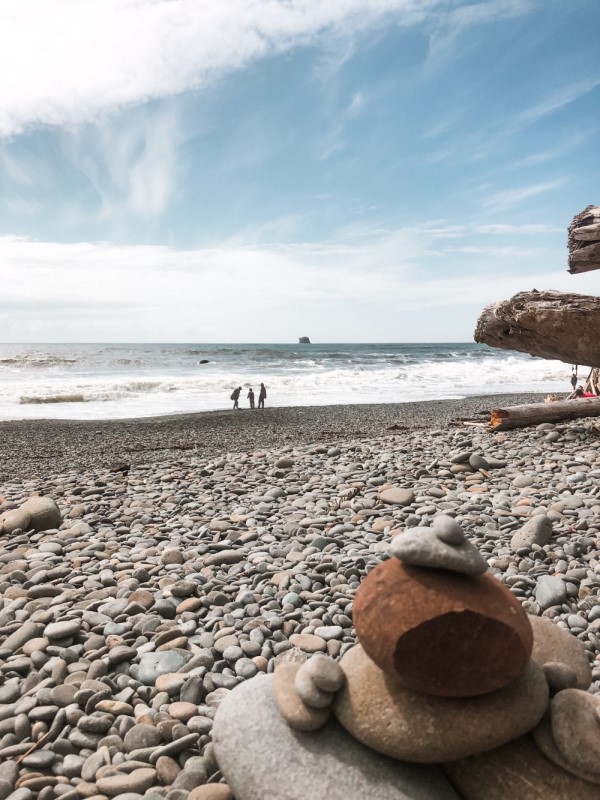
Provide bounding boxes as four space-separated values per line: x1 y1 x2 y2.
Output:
1 418 600 799
214 514 600 798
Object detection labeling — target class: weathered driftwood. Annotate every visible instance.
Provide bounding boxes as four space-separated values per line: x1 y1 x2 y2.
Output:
490 398 600 431
568 205 600 274
474 290 600 368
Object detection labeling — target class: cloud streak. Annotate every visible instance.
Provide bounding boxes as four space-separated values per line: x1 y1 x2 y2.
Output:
0 0 440 138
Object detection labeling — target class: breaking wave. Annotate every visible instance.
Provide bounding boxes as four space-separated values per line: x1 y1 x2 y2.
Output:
20 393 87 404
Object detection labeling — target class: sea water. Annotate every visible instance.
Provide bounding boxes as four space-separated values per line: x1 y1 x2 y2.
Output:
0 342 572 420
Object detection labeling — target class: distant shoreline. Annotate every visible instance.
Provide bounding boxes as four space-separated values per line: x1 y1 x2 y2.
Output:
0 392 547 481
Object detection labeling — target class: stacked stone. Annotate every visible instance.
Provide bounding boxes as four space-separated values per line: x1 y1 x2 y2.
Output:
212 515 600 799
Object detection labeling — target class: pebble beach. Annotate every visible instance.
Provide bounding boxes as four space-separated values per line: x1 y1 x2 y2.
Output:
1 393 600 799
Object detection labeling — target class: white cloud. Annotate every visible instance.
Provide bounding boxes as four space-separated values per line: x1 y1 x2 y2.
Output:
0 0 440 138
2 226 599 342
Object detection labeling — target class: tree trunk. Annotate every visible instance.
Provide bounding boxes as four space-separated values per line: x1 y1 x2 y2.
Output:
490 398 600 431
474 290 600 367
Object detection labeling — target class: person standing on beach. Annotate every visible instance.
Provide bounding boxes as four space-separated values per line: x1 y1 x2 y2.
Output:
247 387 255 409
230 386 242 410
258 383 267 409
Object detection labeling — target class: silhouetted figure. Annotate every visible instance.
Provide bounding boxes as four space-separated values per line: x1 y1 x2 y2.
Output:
247 387 255 409
230 386 242 409
258 383 267 409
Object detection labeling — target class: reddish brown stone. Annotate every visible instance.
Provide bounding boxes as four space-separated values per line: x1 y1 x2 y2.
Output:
354 558 533 697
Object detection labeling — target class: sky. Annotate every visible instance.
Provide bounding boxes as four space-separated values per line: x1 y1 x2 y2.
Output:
1 0 599 343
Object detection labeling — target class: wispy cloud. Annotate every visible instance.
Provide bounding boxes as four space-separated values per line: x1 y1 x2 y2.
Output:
0 0 443 139
475 223 562 234
514 77 600 127
3 224 598 341
482 178 567 211
62 105 182 219
427 0 538 61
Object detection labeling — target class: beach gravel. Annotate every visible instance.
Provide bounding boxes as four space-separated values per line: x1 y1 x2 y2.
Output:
0 394 599 797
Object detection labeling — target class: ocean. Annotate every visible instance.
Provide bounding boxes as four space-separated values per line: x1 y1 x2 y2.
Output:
0 342 572 421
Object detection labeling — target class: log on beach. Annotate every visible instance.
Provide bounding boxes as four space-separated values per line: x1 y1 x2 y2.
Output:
474 289 600 367
490 397 600 431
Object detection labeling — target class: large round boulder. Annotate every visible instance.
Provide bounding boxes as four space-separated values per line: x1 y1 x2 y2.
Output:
353 558 533 697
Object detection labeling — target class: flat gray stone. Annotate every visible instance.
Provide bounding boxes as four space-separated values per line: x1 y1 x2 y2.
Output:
391 529 487 575
213 674 459 800
380 488 415 506
534 576 568 610
139 651 187 686
510 516 553 551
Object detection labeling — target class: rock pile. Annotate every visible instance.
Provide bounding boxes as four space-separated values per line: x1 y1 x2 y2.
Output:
214 514 600 799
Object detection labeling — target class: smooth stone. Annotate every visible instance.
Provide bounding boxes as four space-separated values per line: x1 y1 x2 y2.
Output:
139 652 187 686
168 702 198 722
532 713 600 785
529 616 591 690
380 488 415 506
96 769 157 797
513 475 535 488
432 515 465 545
1 509 32 535
124 724 162 752
294 666 333 709
542 662 578 694
550 689 600 775
288 634 326 653
273 663 330 732
442 735 599 799
354 559 533 697
533 576 568 610
204 551 245 567
391 528 487 575
213 673 460 800
299 655 345 693
188 786 234 800
468 453 490 471
510 516 553 551
334 645 548 763
20 496 62 531
45 619 81 639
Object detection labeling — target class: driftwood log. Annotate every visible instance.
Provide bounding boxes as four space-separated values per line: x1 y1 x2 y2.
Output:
568 205 600 274
490 398 600 431
474 290 600 367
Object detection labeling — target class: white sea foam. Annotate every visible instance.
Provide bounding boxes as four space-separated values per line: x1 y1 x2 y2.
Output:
0 343 573 420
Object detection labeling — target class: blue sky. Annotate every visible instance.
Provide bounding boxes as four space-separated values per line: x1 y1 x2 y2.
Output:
1 0 599 342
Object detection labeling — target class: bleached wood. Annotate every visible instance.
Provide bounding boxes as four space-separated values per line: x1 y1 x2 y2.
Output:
474 290 600 368
490 398 600 430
